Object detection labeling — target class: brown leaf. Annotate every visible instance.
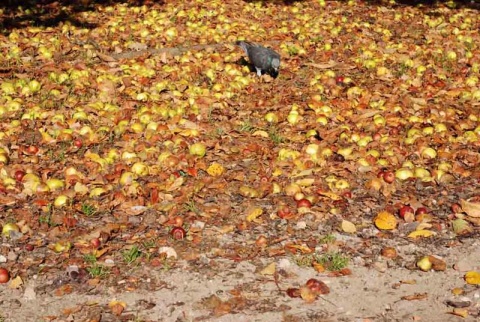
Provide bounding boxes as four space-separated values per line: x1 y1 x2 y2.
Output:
62 306 82 316
460 199 480 218
54 284 73 296
428 256 446 271
401 293 428 301
8 276 23 289
97 52 117 62
110 303 125 316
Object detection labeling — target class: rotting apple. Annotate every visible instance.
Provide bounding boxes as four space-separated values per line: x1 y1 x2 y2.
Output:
170 227 186 240
0 268 10 283
398 205 414 219
382 171 395 184
296 199 312 208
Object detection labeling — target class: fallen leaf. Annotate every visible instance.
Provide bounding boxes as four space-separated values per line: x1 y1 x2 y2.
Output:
374 211 398 230
460 199 480 217
451 287 464 296
62 306 82 316
450 308 469 318
295 178 315 187
252 130 269 137
317 190 342 200
166 177 184 192
408 230 436 239
158 246 177 259
214 301 232 316
207 162 225 177
428 256 446 271
401 293 428 301
109 300 126 316
445 299 471 308
341 220 357 233
464 271 480 285
464 216 480 226
245 207 263 222
97 52 117 62
8 276 23 289
285 244 313 254
313 262 326 273
54 284 73 296
260 262 276 275
93 247 110 259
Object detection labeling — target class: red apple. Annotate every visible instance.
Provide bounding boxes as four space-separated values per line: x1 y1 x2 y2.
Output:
415 207 428 216
286 288 301 298
296 199 312 208
0 268 10 283
399 205 414 219
26 145 39 155
277 206 294 219
90 238 101 249
451 203 462 214
14 170 25 182
73 139 83 149
170 227 186 240
382 171 395 184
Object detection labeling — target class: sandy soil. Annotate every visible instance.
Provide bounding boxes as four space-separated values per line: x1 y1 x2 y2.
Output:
1 235 478 322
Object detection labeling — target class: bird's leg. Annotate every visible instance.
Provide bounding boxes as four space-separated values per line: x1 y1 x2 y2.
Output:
256 67 262 76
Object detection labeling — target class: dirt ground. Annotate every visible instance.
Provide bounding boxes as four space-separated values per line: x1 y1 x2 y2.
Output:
1 234 478 322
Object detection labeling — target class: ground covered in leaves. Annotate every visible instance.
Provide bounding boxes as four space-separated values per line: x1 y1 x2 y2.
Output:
1 0 480 321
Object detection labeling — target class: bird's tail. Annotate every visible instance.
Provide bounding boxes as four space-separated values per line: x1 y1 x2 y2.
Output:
235 41 257 54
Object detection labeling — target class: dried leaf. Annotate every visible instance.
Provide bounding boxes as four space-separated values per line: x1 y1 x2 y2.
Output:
374 211 398 230
8 276 23 289
245 207 263 222
54 284 73 296
93 247 110 259
460 199 480 218
452 219 473 235
317 190 342 200
341 220 357 233
62 306 82 316
313 262 326 273
260 262 276 275
207 162 225 177
450 308 469 318
464 271 480 285
428 256 446 271
158 246 178 259
167 177 185 192
401 293 428 301
109 300 126 316
239 185 260 198
97 52 117 62
408 230 436 239
285 244 313 254
252 130 269 137
451 288 464 296
294 178 315 187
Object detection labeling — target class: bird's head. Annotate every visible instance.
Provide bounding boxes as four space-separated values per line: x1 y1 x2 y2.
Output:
271 57 280 73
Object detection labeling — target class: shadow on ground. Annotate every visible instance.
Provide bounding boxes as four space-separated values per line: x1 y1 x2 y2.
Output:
0 0 165 34
1 0 479 34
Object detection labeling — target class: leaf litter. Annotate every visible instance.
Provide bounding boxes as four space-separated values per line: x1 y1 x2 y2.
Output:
0 0 480 321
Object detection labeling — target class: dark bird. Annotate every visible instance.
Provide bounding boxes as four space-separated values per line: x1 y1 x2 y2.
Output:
236 41 281 77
